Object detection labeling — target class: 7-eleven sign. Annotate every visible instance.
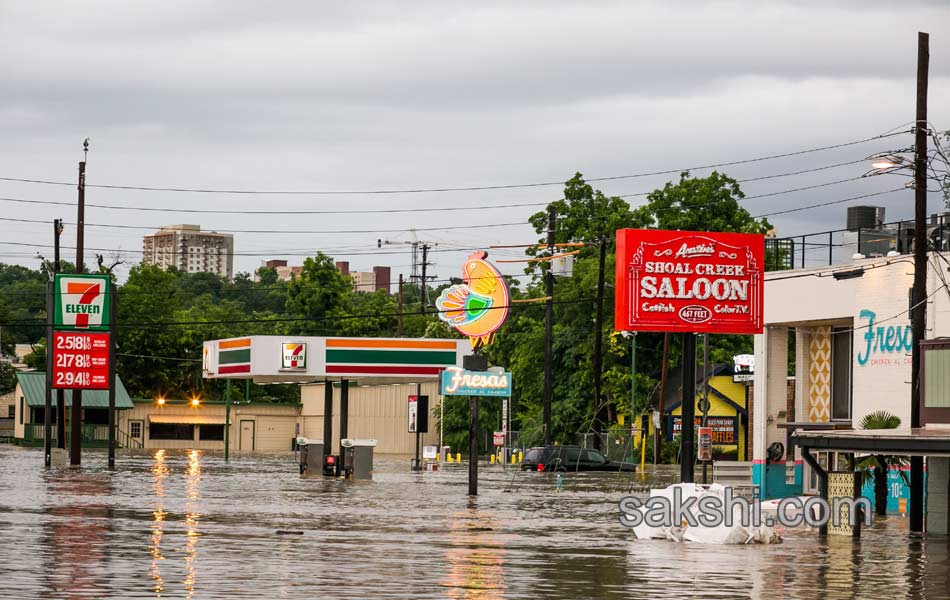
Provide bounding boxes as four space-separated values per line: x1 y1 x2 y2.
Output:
280 342 307 371
54 274 111 331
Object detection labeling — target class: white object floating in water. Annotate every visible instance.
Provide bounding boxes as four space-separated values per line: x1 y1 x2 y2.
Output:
629 483 782 545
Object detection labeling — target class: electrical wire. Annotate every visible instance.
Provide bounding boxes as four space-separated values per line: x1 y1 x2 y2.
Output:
0 131 908 196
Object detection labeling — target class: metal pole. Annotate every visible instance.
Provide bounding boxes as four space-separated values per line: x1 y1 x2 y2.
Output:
701 333 710 484
542 206 555 445
413 382 421 471
323 380 333 462
107 282 116 470
340 378 349 470
54 220 65 449
592 241 607 449
224 379 231 462
910 30 929 533
469 395 478 495
44 281 53 469
680 333 696 483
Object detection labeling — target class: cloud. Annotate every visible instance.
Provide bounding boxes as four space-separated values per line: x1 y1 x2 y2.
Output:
0 0 947 278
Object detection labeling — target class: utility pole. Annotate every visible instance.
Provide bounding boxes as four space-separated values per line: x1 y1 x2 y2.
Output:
542 206 556 445
592 239 607 449
53 220 66 449
701 333 710 484
656 333 671 460
397 273 404 336
909 31 929 533
70 140 88 467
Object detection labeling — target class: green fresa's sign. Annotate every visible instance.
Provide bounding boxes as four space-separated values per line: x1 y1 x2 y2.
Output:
440 366 512 397
53 274 111 331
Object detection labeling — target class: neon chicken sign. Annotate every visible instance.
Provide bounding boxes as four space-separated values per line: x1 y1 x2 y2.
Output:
435 251 510 349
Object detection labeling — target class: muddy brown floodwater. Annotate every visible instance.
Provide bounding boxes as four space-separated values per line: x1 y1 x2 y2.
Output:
1 445 950 599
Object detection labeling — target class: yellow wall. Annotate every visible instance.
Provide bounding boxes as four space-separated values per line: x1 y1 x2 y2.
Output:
667 374 748 459
120 401 298 452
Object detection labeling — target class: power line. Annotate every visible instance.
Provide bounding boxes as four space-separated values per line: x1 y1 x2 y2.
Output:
0 131 908 196
0 176 880 234
0 295 594 328
752 187 906 218
0 158 871 214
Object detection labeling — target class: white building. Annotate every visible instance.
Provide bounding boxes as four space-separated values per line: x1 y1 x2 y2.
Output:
143 224 234 279
752 252 946 507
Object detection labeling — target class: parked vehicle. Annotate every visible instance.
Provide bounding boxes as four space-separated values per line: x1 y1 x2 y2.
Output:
520 445 637 472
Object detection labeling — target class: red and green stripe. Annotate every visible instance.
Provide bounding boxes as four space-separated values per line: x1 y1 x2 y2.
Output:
325 339 458 376
218 338 251 374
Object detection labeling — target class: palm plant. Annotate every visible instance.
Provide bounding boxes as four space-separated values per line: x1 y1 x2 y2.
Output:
857 410 907 516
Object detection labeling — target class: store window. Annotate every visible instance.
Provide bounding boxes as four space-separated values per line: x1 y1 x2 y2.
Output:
199 425 225 441
831 326 853 420
150 423 195 440
129 421 143 439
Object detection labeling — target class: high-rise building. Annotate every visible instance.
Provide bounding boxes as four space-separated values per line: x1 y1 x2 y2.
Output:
336 262 391 293
255 259 303 282
142 224 234 279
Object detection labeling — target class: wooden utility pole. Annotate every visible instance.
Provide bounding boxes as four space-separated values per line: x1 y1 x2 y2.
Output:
656 333 671 460
542 206 555 445
909 31 929 533
70 142 87 466
53 220 65 449
592 240 607 449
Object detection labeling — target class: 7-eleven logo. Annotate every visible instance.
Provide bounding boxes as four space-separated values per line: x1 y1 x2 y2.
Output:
281 342 307 370
56 275 109 330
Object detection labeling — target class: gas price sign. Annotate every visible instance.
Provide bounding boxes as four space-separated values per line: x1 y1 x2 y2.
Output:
52 331 110 389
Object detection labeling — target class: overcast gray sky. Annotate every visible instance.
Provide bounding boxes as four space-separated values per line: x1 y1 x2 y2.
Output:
1 1 948 282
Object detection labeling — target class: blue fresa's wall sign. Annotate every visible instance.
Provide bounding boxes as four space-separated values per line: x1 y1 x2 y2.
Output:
857 309 913 366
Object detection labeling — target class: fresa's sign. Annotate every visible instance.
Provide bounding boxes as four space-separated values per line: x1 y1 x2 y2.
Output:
440 366 512 397
615 230 764 334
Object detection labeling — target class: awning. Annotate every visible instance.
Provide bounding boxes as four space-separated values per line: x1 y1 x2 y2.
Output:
149 414 226 425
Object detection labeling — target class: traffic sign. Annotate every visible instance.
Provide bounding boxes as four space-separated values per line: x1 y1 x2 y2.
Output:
52 331 110 389
53 274 112 331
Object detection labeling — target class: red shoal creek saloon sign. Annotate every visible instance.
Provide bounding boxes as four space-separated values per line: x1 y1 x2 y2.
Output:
615 229 764 334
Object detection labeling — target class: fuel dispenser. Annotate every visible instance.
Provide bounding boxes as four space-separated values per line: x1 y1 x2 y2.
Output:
296 438 324 476
341 439 378 480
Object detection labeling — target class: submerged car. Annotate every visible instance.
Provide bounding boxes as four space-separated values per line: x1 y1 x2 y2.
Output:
521 445 637 472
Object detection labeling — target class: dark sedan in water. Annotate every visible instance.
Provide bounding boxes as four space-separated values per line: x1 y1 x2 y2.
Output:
521 445 637 472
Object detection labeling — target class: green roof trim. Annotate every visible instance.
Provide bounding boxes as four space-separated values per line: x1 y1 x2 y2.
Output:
16 372 134 409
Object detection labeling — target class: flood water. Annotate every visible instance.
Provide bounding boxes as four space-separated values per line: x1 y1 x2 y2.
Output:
1 445 949 599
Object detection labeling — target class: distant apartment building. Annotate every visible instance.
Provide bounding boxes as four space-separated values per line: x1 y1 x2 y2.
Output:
335 262 391 293
254 259 303 282
142 224 234 279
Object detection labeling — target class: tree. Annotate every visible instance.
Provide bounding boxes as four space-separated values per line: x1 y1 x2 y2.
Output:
527 174 646 445
633 171 771 234
858 410 905 516
0 362 16 394
285 253 352 335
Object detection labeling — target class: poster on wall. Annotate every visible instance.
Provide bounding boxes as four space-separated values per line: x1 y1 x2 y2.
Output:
614 229 765 334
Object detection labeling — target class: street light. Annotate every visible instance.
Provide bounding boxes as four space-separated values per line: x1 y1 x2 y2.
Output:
156 397 166 406
190 397 200 407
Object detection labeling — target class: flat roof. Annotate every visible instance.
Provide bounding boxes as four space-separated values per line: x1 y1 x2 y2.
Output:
792 428 950 456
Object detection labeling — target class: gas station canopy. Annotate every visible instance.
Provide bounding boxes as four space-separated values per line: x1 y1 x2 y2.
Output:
202 336 472 384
